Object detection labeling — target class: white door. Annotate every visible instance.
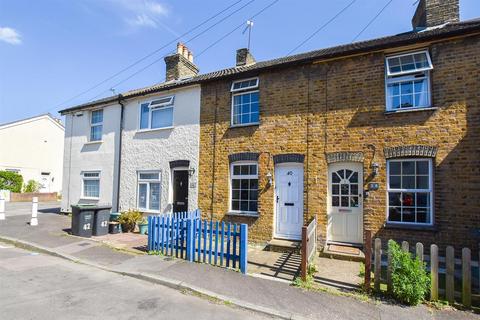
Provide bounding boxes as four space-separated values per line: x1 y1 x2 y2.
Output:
327 162 363 244
275 164 304 240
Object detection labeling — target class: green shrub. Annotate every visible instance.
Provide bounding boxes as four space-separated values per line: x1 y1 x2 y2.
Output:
0 171 23 193
389 240 430 305
23 180 41 193
118 209 143 232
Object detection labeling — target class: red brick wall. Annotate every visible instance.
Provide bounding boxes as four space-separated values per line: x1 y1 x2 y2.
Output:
11 192 58 202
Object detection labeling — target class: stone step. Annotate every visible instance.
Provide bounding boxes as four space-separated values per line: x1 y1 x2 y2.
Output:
320 243 365 262
265 239 301 254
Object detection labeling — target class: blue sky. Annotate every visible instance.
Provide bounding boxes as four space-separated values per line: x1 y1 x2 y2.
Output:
0 0 479 123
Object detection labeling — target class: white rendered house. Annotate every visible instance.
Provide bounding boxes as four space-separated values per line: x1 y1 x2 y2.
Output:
0 114 64 193
60 43 201 213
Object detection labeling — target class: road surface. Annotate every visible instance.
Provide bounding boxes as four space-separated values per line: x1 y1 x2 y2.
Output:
0 243 270 319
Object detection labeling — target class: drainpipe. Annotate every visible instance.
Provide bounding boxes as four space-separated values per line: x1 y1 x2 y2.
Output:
115 94 125 212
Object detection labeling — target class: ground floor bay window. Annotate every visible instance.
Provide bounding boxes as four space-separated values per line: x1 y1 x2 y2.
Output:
387 158 433 225
138 171 161 212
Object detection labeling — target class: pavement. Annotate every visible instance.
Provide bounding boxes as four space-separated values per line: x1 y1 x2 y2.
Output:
0 202 478 320
5 200 61 216
0 244 267 320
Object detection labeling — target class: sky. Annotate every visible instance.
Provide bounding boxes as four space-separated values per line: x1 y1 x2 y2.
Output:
0 0 479 124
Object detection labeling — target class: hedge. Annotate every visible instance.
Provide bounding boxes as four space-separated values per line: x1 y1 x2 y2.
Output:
0 171 23 193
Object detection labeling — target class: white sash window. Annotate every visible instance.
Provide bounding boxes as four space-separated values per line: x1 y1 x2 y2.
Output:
385 51 433 111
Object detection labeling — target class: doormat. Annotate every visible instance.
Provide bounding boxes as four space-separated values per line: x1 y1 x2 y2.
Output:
328 245 361 256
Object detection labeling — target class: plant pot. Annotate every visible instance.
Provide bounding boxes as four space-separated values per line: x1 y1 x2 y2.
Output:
121 223 135 233
109 222 120 234
138 223 148 235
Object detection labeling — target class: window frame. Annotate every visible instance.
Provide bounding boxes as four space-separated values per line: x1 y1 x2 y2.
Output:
385 50 433 77
229 161 259 214
137 170 161 212
385 50 433 112
231 90 260 127
81 171 100 200
230 77 259 92
90 109 103 142
138 96 175 130
386 158 434 226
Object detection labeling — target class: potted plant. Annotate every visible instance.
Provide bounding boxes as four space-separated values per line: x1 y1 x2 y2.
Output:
138 217 148 235
118 209 142 233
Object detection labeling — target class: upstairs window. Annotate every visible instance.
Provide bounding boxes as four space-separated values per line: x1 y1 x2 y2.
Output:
385 51 433 111
82 171 100 199
90 109 103 141
139 96 174 130
231 78 259 126
230 162 258 213
231 78 258 92
387 159 433 225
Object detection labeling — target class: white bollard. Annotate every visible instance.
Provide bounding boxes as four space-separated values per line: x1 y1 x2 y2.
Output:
30 197 38 226
0 196 5 220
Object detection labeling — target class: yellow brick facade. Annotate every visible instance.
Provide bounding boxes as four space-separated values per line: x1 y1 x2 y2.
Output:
198 34 480 252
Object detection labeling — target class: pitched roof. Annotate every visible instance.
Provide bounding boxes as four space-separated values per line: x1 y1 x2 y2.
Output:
0 113 64 131
59 19 480 114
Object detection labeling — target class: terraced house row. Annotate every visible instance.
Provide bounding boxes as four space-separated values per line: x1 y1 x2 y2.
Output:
60 0 480 252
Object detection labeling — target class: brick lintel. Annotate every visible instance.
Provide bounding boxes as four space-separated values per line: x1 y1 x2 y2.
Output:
326 152 364 164
228 152 260 163
384 145 438 159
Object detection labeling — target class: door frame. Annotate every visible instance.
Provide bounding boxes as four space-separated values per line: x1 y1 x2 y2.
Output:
273 162 304 240
170 167 189 212
326 162 364 245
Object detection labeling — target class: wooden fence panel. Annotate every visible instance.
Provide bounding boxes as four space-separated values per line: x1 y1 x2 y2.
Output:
364 230 372 292
374 238 381 291
416 242 424 263
300 217 317 281
369 239 477 308
431 244 439 301
148 211 248 274
463 248 471 307
445 246 455 304
387 248 392 294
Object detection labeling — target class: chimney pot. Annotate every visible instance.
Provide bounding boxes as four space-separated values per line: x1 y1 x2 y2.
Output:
165 42 199 81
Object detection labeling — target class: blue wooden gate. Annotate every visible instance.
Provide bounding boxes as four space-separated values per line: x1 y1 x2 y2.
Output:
147 210 248 274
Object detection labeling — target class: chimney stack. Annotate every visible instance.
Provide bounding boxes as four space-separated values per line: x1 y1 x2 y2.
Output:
412 0 459 30
236 48 256 67
164 43 199 81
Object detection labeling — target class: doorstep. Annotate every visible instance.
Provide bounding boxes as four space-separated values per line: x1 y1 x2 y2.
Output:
265 238 301 254
321 243 365 262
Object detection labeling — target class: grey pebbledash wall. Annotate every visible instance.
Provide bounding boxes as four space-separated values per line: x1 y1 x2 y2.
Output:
118 85 201 214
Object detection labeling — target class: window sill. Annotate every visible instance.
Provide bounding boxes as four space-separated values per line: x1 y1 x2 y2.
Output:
384 107 438 115
137 127 174 133
138 209 161 214
79 197 100 201
384 222 437 231
226 211 259 218
229 122 260 129
84 140 103 145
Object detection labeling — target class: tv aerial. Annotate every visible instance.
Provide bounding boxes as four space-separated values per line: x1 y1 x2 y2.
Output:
242 20 254 50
